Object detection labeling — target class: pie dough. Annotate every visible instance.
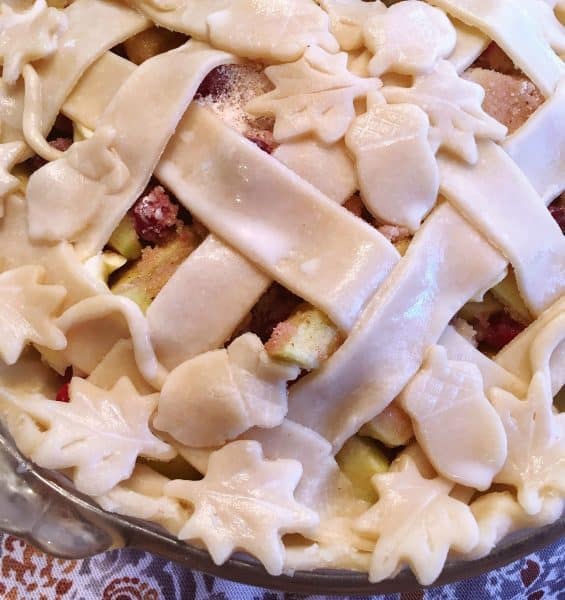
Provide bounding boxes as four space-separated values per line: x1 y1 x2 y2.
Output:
0 0 562 586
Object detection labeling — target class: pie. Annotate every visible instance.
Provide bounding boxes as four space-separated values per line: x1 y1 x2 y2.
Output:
0 0 564 587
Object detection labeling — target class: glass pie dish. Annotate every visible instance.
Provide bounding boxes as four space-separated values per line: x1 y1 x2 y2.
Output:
0 0 564 591
0 419 562 595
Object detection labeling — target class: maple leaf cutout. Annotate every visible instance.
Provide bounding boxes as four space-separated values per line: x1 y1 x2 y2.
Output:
399 345 507 491
165 440 319 575
0 0 67 84
354 455 479 585
490 372 565 515
0 265 66 365
383 60 507 164
0 141 25 218
4 377 174 496
468 490 564 560
247 45 380 144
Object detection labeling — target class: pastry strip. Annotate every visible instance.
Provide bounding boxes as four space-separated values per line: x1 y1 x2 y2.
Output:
504 79 565 204
147 236 270 370
156 104 399 332
428 0 565 97
287 202 507 451
27 41 235 259
496 296 565 392
438 141 565 316
449 18 490 73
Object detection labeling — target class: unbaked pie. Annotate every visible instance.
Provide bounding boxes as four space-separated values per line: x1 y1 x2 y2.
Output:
0 0 563 586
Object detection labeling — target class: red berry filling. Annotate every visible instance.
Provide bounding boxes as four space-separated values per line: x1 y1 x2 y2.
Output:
475 310 525 353
245 131 276 154
549 201 565 234
27 138 73 172
55 383 70 403
132 185 179 244
196 65 233 99
55 366 73 402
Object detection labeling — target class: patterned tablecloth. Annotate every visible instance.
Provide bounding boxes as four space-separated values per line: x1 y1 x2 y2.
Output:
0 534 562 599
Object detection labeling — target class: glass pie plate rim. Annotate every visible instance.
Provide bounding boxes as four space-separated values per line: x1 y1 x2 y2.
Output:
0 419 562 595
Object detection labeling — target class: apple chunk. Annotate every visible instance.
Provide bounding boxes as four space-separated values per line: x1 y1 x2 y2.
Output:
265 304 342 370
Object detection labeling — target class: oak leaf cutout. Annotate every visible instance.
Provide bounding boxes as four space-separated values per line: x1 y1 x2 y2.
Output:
0 141 26 218
319 0 386 51
383 60 507 164
3 377 174 496
399 345 507 490
363 0 456 77
354 455 479 585
27 125 130 243
247 45 380 144
0 265 66 365
490 372 565 515
155 333 299 448
165 440 319 575
0 0 67 84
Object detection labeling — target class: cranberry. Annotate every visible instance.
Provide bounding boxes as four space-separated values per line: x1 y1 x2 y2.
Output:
196 65 233 99
49 138 73 153
245 132 276 154
549 202 565 234
131 185 178 244
476 310 525 353
55 383 70 403
248 284 301 342
27 138 73 172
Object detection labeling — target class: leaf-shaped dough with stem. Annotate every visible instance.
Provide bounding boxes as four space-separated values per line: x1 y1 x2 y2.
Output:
363 0 456 77
490 372 565 515
207 0 339 62
354 455 479 585
399 345 507 490
2 377 174 496
0 0 67 84
247 46 380 144
27 125 130 243
383 60 507 164
154 333 299 448
165 440 319 575
0 265 66 365
319 0 386 51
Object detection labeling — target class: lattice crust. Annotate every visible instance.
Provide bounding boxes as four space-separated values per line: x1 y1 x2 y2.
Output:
0 0 563 585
